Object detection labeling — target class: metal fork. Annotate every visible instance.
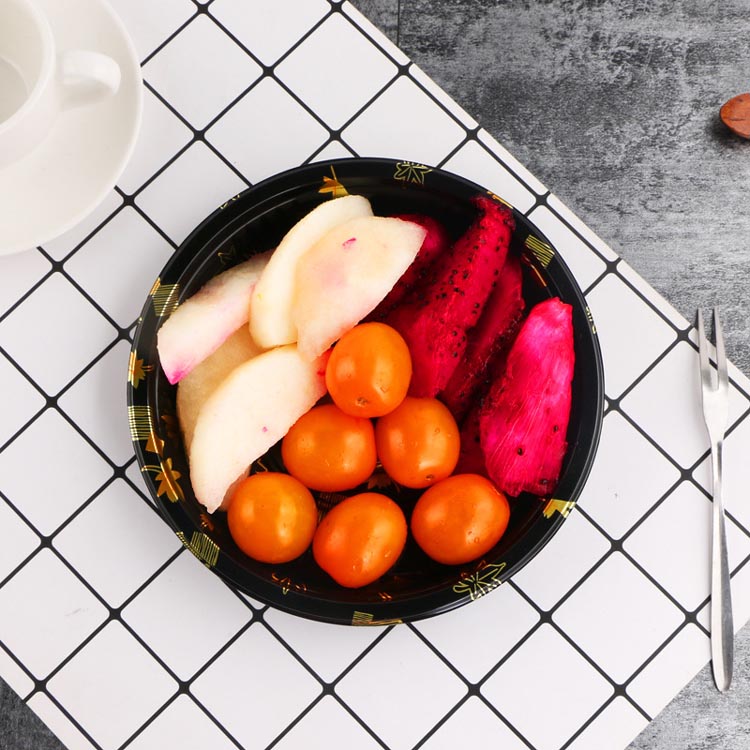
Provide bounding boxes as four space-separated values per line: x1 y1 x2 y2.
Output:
697 308 733 692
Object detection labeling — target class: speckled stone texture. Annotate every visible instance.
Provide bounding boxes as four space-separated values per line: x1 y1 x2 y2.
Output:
3 1 750 748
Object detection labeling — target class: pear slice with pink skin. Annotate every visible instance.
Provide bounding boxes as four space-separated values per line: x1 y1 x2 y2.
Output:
292 216 427 361
250 194 373 349
189 344 329 513
157 249 272 385
177 325 263 453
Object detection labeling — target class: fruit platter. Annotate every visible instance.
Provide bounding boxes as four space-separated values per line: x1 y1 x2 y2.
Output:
128 158 604 625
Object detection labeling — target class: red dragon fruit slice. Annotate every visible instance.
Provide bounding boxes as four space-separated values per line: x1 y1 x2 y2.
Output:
440 253 525 421
454 345 512 477
372 214 450 317
386 196 515 397
455 405 489 476
479 297 575 497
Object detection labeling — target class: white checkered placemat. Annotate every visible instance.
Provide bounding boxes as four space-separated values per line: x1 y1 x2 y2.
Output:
2 2 750 749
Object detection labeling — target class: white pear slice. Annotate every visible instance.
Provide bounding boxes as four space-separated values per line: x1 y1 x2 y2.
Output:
177 326 263 452
292 216 427 361
189 344 328 513
157 250 272 384
249 195 373 349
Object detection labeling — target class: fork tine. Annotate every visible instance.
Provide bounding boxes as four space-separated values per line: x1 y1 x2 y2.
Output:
697 309 713 391
713 308 729 393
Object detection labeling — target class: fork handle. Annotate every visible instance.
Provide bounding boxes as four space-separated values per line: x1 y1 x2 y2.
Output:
710 439 734 692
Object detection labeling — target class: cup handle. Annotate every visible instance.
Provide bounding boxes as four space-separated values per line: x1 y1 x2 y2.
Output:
57 50 121 109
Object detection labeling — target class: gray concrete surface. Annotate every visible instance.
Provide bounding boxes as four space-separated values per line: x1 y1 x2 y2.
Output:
3 1 750 748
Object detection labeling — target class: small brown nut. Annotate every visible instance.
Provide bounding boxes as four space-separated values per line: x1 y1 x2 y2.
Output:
720 93 750 139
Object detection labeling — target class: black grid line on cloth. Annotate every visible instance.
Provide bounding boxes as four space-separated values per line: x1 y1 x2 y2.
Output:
0 358 121 471
405 621 540 749
471 457 732 738
133 618 331 750
481 619 617 748
531 542 688 678
433 130 486 174
302 137 357 164
138 84 253 194
117 642 258 750
577 465 750 628
611 489 750 624
0 266 119 354
576 463 715 594
1 420 161 537
0 355 47 453
550 623 657 731
0 256 54 319
50 263 131 340
134 75 256 194
206 7 406 147
559 694 646 750
504 578 658 730
527 201 616 269
114 137 195 204
0 471 117 585
45 201 128 267
0 271 124 390
399 533 665 750
130 4 352 195
0 426 126 536
255 616 396 750
567 499 739 662
581 264 617 302
45 0 553 265
208 1 335 75
122 194 180 255
0 434 172 548
209 0 545 207
0 235 116 327
597 320 750 449
140 11 202 68
10 542 258 750
0 642 37 705
0 493 43 595
1 545 184 750
607 369 750 544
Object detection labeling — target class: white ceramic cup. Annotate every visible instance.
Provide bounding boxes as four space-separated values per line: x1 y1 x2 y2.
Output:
0 0 121 167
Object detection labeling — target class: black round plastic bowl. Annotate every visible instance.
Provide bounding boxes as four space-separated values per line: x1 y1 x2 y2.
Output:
128 158 604 625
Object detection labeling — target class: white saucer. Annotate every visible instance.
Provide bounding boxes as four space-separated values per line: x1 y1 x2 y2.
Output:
0 0 142 256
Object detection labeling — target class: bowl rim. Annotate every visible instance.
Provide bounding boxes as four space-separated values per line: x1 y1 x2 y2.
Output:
128 156 605 625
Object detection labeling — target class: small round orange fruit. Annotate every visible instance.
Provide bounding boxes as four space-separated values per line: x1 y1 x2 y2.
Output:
326 322 412 418
374 396 460 488
313 492 407 588
411 474 510 565
281 404 377 492
227 472 317 564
